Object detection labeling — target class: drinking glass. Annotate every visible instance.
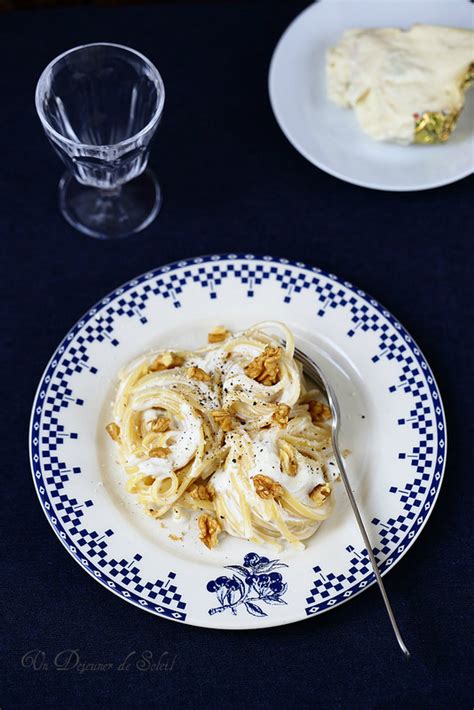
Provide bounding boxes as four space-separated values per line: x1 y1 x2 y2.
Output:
35 43 165 239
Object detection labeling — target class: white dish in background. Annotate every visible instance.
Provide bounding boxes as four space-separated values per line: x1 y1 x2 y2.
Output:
29 255 446 629
269 0 474 191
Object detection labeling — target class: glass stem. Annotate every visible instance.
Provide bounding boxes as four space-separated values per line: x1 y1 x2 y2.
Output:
99 185 122 198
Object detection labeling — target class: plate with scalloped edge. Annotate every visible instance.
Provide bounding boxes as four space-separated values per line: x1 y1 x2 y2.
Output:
269 0 474 191
29 254 446 629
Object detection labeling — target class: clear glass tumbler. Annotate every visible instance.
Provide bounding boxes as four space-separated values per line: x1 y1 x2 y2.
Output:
35 43 165 239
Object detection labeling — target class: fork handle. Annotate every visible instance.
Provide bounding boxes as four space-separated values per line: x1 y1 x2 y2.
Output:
334 448 410 658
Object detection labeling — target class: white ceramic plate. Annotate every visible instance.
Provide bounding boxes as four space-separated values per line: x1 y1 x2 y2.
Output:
29 255 446 628
269 0 474 191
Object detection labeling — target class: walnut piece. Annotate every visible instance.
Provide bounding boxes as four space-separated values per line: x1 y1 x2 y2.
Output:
198 514 221 549
208 325 230 343
308 400 331 423
149 447 170 458
190 484 215 502
187 366 211 382
279 441 298 476
106 422 120 441
244 346 281 386
149 351 184 372
309 483 331 506
253 474 284 500
151 416 170 433
211 409 233 432
272 403 290 428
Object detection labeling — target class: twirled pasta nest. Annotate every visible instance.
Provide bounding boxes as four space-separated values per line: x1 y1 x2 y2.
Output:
106 322 338 550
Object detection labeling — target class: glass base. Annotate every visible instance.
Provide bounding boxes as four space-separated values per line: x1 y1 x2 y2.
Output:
58 169 162 239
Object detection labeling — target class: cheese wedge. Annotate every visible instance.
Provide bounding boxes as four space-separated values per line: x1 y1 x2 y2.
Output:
326 25 474 144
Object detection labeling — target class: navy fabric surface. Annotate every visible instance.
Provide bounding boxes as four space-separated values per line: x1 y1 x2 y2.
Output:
1 2 473 708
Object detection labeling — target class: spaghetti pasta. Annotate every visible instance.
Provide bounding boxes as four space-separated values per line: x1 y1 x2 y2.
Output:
107 322 338 549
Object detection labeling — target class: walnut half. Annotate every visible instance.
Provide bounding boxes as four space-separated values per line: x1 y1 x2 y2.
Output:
253 475 284 500
106 422 120 441
149 447 170 458
211 409 234 432
272 403 290 428
308 400 331 423
309 483 331 506
190 484 214 502
149 351 184 372
208 325 230 343
198 514 221 549
244 346 281 386
187 366 211 382
151 416 170 433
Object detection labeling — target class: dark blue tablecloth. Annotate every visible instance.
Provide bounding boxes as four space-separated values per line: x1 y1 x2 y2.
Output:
1 2 473 708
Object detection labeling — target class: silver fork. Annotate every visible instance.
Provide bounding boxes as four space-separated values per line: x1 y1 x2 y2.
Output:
294 346 410 658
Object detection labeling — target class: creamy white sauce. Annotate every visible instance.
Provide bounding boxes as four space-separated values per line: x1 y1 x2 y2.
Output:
212 429 325 505
249 429 325 496
130 401 202 474
327 25 474 143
